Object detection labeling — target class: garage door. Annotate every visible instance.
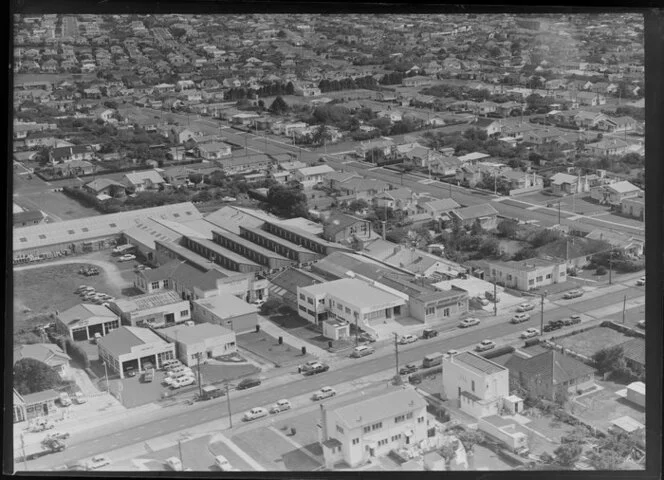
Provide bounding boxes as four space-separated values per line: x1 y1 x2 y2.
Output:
210 345 226 357
88 324 103 338
72 328 88 342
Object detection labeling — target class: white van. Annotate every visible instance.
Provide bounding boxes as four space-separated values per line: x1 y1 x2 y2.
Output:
351 345 375 358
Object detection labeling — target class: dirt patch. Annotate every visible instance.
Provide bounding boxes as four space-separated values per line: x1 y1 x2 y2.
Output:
555 327 631 358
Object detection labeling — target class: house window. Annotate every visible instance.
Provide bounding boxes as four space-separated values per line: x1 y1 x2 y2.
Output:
81 228 89 232
163 280 169 288
528 279 535 286
345 307 351 314
471 380 475 392
395 415 405 423
109 223 117 228
300 293 305 301
507 274 512 281
352 438 360 445
180 310 189 317
418 416 424 423
363 426 371 434
336 425 344 434
307 297 314 305
68 230 75 235
151 282 160 289
337 303 343 311
371 422 382 430
38 234 46 239
299 305 307 312
425 306 435 316
536 276 543 282
406 412 413 419
546 274 551 279
443 308 450 317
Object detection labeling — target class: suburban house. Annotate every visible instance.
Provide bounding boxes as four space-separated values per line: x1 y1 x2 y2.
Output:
327 171 363 190
317 388 428 469
196 141 232 160
192 293 258 334
169 126 197 144
215 154 271 175
416 198 460 222
448 204 499 230
589 181 642 206
500 171 544 195
403 75 433 87
621 196 645 221
585 138 630 156
335 178 390 199
293 165 336 188
372 188 418 212
109 291 191 329
504 349 596 402
297 277 407 329
549 172 591 195
48 145 94 164
615 338 645 377
441 352 512 418
56 303 121 341
585 230 644 257
123 170 166 192
158 323 237 366
83 178 127 198
13 343 72 379
13 210 44 227
486 257 567 291
456 164 483 187
429 156 463 176
323 213 373 244
97 326 176 379
596 116 637 133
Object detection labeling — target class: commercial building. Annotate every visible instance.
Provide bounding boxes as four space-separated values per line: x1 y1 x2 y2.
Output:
268 267 328 311
297 278 407 328
97 326 176 378
192 293 258 334
322 213 373 244
56 303 120 341
13 388 60 423
441 352 512 418
486 257 567 291
317 388 428 468
621 196 645 221
109 291 191 329
158 323 237 366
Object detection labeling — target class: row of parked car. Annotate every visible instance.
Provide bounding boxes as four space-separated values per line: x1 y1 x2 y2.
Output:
75 285 114 306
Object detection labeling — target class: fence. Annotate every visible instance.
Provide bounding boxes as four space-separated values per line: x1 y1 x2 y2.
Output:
601 320 646 338
508 185 545 197
540 339 596 368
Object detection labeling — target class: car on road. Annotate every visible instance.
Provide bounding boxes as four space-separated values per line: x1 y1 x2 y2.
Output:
359 331 377 343
636 276 646 286
543 320 565 333
520 328 540 339
516 303 535 312
422 328 438 339
510 313 531 324
313 386 337 401
459 317 480 328
446 350 460 357
42 438 66 453
351 345 375 358
243 407 269 421
87 456 110 470
142 369 154 383
637 320 645 329
215 455 236 471
269 399 292 414
562 314 582 326
563 290 584 299
73 392 86 404
117 254 136 262
302 363 330 376
165 456 183 471
477 297 490 306
236 377 262 390
399 334 418 345
475 340 496 352
399 363 419 375
221 196 237 202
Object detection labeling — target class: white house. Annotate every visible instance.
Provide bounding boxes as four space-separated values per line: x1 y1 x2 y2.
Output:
159 323 237 366
441 352 510 418
317 388 428 468
293 165 336 188
123 170 166 192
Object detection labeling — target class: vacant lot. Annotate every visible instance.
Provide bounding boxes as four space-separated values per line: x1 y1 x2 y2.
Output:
571 379 645 433
13 263 122 327
237 330 315 368
555 326 631 358
14 190 100 222
198 362 260 386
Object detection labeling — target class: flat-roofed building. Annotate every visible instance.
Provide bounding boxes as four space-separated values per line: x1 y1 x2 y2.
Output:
192 293 258 334
158 323 237 366
486 257 567 291
109 291 191 329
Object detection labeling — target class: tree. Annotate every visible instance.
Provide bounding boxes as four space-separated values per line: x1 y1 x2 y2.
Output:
456 430 486 453
268 96 290 115
553 443 583 466
497 219 518 239
266 184 308 218
592 345 624 375
470 218 484 236
347 199 369 213
14 358 62 395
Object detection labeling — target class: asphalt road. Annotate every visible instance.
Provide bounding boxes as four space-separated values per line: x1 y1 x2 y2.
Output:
25 282 643 470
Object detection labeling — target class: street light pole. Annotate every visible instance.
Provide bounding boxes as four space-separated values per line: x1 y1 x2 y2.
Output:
540 292 547 334
195 353 203 399
608 251 613 285
393 333 400 377
178 438 184 468
103 362 109 394
225 383 233 428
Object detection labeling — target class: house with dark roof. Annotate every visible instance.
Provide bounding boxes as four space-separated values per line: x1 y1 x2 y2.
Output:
616 337 645 375
448 203 499 230
48 145 94 164
14 343 72 378
442 352 511 418
83 178 127 198
323 213 373 244
268 267 328 311
504 349 596 402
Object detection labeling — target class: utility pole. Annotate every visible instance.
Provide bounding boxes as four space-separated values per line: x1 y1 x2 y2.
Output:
354 314 359 347
493 279 498 316
558 201 561 225
540 292 546 334
225 383 233 428
178 438 184 468
195 353 203 399
21 433 27 471
622 295 627 324
608 251 613 285
393 333 400 377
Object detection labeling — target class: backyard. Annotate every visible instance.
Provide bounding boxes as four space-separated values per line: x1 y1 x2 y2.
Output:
554 326 631 358
237 329 316 368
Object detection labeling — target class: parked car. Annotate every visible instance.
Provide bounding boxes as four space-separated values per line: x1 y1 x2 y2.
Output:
399 334 418 345
117 254 136 262
236 377 261 390
399 363 419 375
125 367 136 378
459 317 480 328
636 276 646 286
42 438 66 453
302 363 330 376
171 376 195 389
636 320 645 329
167 366 192 377
313 386 337 401
516 303 535 312
243 407 269 421
563 290 584 299
358 332 377 343
422 328 438 339
477 297 490 306
269 399 292 414
510 313 531 324
446 350 460 357
87 456 110 470
562 314 582 326
520 328 540 339
73 392 87 404
215 455 234 471
165 456 182 471
543 320 565 333
351 345 375 358
58 392 72 407
75 285 90 294
475 340 496 352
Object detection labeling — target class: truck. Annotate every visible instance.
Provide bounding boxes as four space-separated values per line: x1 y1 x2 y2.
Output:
422 352 444 368
200 385 225 400
58 392 72 407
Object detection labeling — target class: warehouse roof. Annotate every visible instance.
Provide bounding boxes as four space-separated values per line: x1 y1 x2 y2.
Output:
57 303 118 327
161 323 234 344
300 278 406 307
97 326 169 357
112 291 184 313
450 352 507 375
194 293 257 319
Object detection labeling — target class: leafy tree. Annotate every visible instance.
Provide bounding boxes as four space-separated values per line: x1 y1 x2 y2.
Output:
592 345 624 375
277 30 287 39
513 246 537 261
497 219 518 239
478 237 500 258
14 358 62 395
470 218 484 236
347 199 369 213
529 229 562 248
456 430 486 453
266 184 308 218
553 442 583 466
268 96 290 115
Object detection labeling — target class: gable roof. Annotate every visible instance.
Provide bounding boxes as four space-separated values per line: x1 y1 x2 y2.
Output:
97 326 169 357
451 203 499 220
124 169 165 185
57 303 118 327
296 165 336 177
14 343 71 367
505 349 594 385
617 338 645 365
606 181 640 194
